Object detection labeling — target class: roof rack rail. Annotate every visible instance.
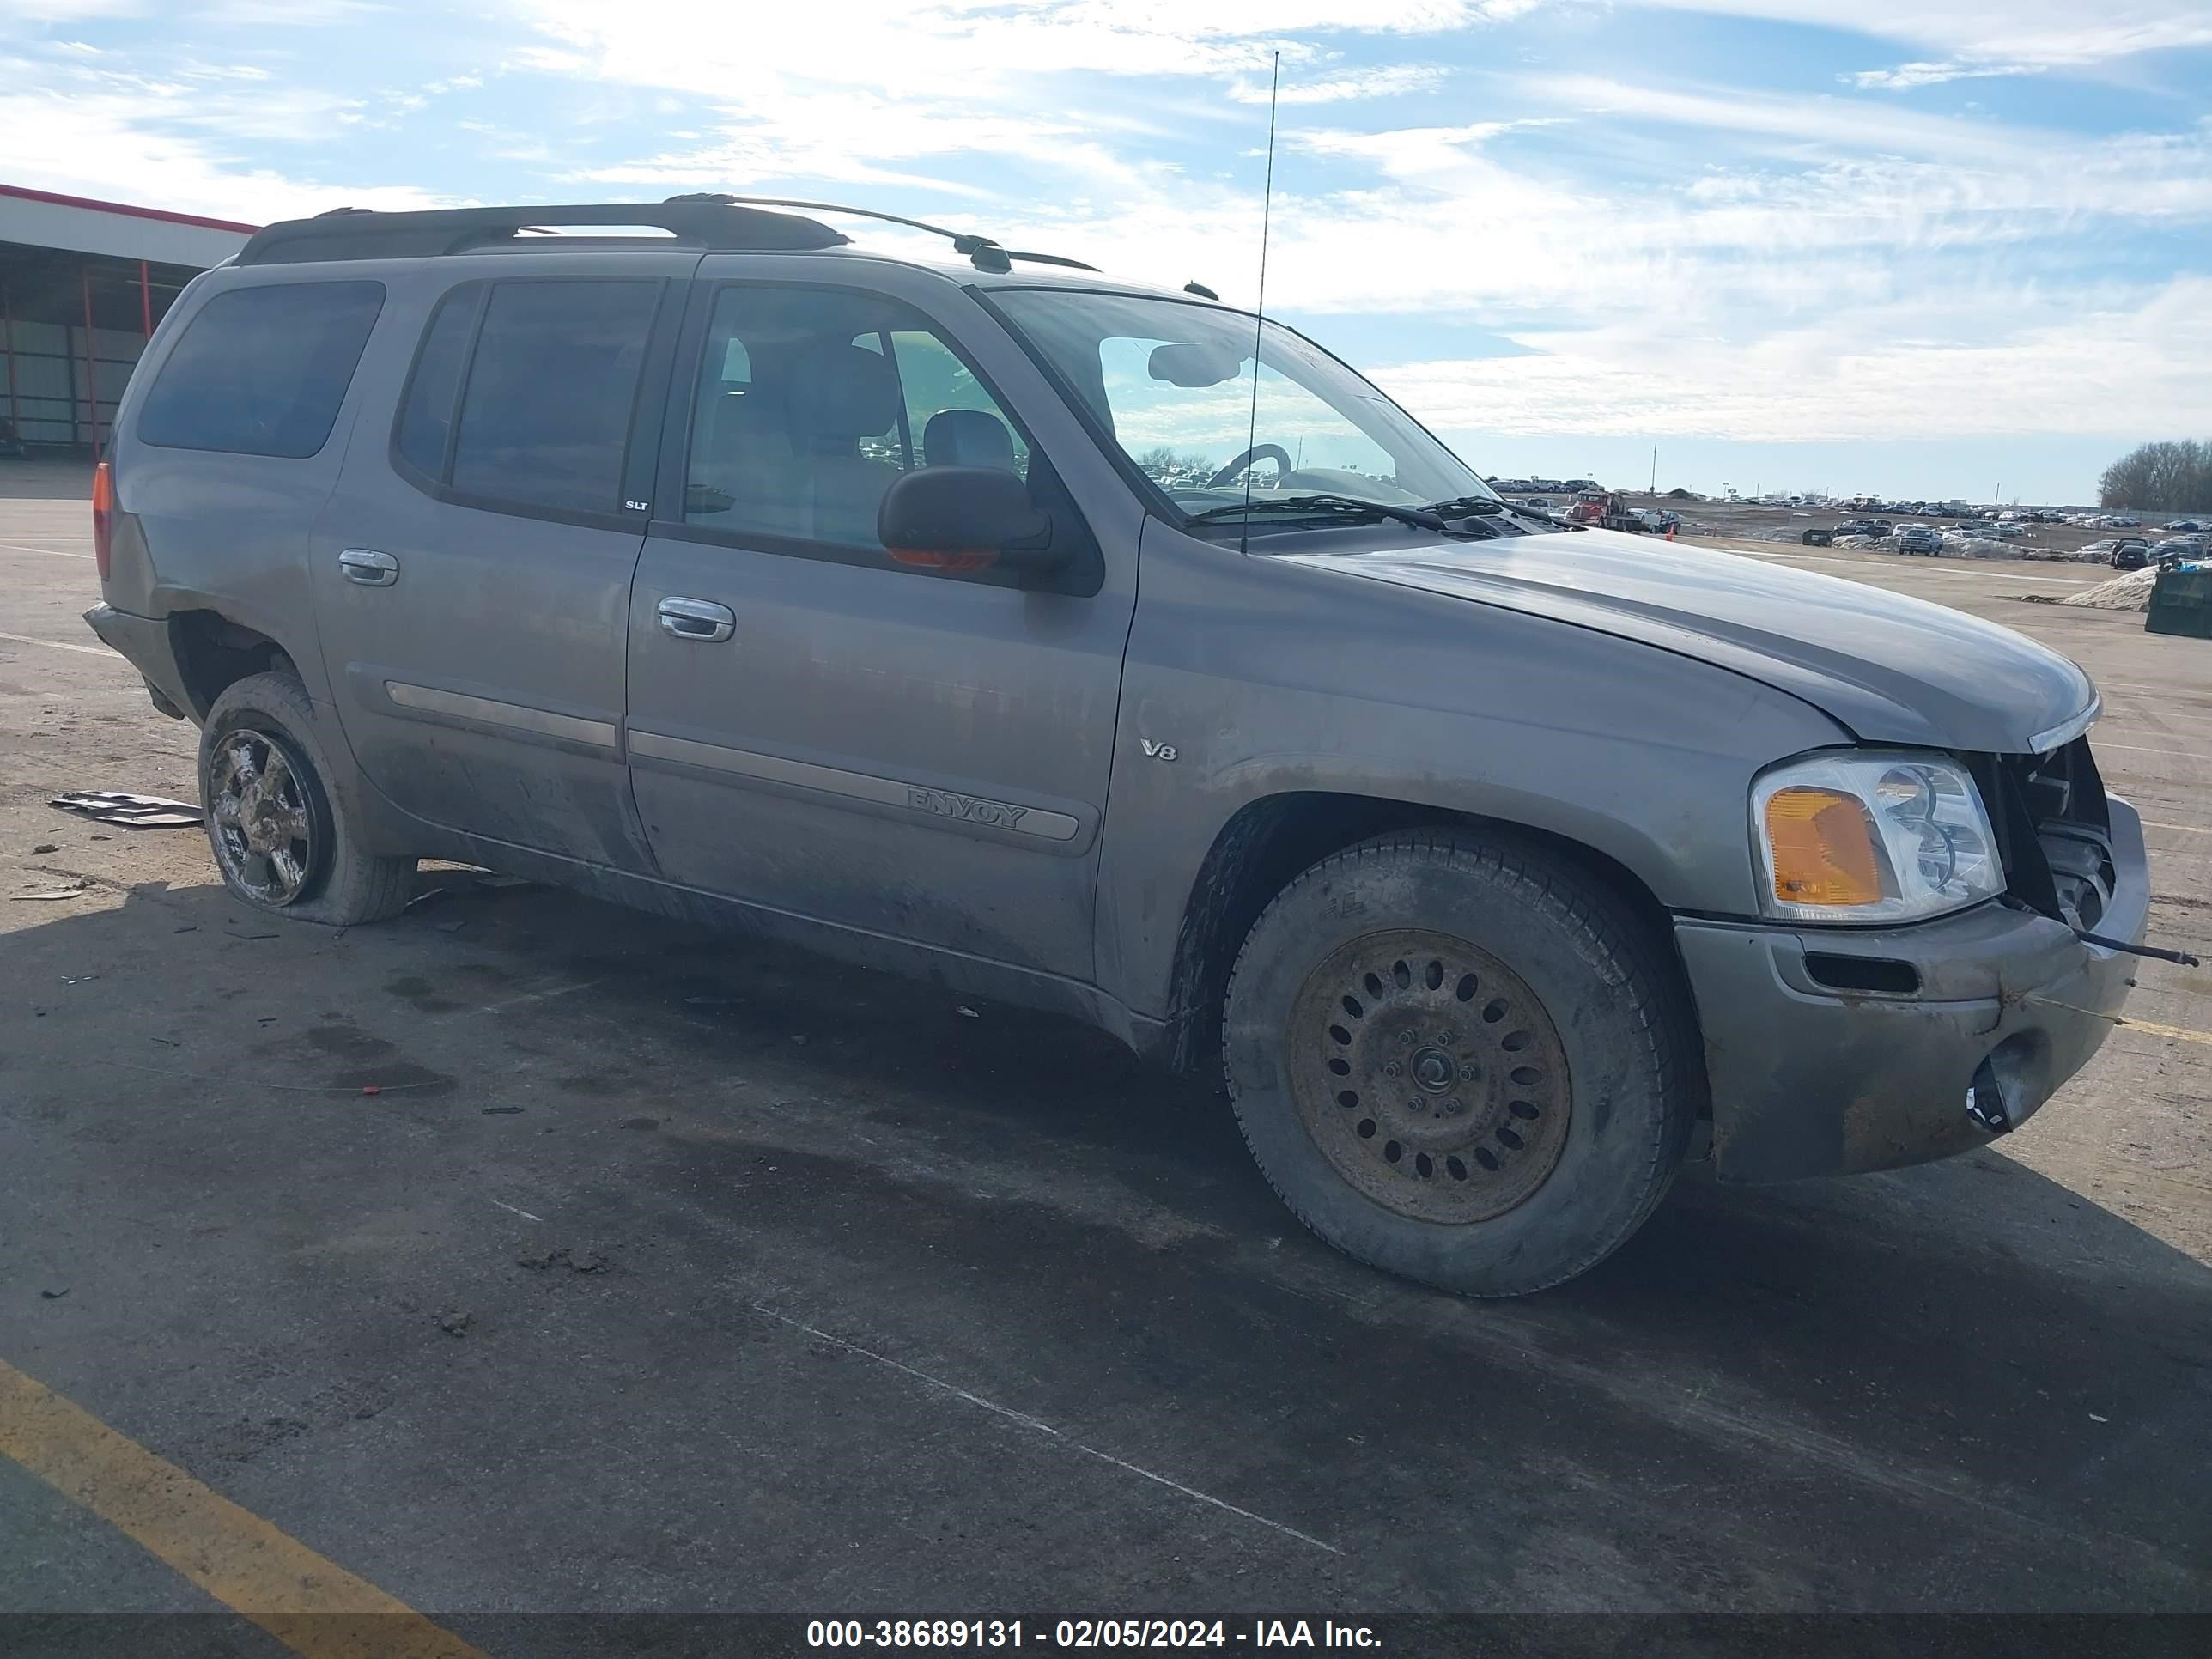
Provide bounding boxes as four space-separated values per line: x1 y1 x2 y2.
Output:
665 193 1097 274
234 200 851 266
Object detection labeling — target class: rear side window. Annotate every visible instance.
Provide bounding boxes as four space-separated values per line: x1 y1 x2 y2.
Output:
446 280 660 516
137 281 384 459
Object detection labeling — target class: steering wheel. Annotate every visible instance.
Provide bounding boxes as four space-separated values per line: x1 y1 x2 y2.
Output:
1208 444 1291 489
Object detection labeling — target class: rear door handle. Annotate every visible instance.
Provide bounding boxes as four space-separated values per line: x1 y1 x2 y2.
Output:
657 596 735 642
338 548 398 586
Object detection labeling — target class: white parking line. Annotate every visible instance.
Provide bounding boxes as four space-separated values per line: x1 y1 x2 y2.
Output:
2099 683 2212 701
0 630 114 658
2095 741 2207 758
0 539 92 560
2143 821 2209 836
750 1302 1342 1555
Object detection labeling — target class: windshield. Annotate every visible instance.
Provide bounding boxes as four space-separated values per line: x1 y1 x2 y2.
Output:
991 289 1492 521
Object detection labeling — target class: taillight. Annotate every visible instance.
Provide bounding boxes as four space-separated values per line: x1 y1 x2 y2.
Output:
91 461 114 582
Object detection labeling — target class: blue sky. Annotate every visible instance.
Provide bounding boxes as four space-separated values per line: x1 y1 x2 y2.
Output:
5 0 2209 502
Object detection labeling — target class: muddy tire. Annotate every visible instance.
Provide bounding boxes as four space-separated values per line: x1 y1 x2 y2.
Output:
1223 830 1700 1297
198 671 416 927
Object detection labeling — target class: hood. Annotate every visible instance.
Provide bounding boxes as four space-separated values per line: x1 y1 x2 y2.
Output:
1287 528 2096 756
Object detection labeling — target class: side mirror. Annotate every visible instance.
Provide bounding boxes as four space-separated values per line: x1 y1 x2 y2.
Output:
878 466 1063 577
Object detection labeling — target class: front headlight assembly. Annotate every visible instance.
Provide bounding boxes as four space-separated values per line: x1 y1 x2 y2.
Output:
1752 751 2003 923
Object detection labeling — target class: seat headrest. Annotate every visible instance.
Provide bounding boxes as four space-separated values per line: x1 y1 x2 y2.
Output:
922 407 1018 471
788 341 902 444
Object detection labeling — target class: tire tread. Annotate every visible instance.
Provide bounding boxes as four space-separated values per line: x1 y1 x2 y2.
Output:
1222 827 1700 1297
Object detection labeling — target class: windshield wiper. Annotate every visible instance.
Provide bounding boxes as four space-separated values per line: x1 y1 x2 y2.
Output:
1184 493 1478 538
1422 495 1577 530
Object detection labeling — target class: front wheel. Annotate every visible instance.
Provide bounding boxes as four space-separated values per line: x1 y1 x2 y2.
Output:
1223 830 1701 1297
199 671 416 926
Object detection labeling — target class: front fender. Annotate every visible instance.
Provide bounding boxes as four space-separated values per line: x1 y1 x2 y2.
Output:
1093 521 1849 1023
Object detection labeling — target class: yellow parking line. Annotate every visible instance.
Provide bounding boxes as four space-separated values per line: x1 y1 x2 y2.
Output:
2021 996 2212 1048
0 1358 487 1659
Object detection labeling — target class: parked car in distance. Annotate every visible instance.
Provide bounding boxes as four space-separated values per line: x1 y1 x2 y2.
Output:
80 195 2148 1298
2165 520 2202 532
2152 536 2207 566
1897 526 1942 556
2100 540 2153 568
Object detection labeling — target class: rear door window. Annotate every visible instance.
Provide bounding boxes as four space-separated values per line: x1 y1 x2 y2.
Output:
445 279 661 517
137 281 385 459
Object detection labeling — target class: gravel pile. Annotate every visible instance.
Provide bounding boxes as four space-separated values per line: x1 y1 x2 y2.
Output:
2058 568 2160 611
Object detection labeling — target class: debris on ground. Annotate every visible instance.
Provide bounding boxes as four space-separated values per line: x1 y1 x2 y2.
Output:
472 873 538 891
517 1247 609 1273
49 791 204 829
14 886 87 902
40 1287 70 1300
481 1105 525 1115
31 842 57 854
956 1006 980 1018
2060 568 2160 611
436 1310 472 1336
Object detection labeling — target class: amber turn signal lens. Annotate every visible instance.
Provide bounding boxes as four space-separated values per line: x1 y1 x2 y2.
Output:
1764 786 1886 907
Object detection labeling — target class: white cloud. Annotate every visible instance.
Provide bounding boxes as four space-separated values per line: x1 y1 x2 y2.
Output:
0 88 453 222
1374 276 2212 444
1618 2 2212 72
1227 65 1449 103
1846 60 2045 89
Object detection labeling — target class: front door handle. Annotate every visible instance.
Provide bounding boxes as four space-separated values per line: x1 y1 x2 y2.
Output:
657 596 735 642
338 547 398 586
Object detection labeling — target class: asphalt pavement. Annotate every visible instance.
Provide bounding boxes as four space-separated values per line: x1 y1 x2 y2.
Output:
3 474 2209 1647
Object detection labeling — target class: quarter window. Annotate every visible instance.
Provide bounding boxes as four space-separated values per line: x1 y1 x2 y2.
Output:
392 286 477 482
137 281 384 459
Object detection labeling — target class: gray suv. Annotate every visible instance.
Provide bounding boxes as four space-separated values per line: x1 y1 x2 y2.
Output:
86 198 2147 1296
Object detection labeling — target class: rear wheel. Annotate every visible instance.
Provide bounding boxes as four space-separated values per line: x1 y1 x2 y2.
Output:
1223 830 1699 1297
199 672 416 926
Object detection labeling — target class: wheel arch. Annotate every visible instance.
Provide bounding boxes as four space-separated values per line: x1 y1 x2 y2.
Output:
168 611 306 721
1159 789 1692 1079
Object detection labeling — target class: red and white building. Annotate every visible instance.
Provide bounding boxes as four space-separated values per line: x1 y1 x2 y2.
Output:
1 184 257 456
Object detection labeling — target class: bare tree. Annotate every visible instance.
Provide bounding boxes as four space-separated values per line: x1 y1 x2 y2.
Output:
2099 440 2212 513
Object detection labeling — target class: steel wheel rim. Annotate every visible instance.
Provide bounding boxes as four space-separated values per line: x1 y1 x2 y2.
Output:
207 729 319 906
1286 928 1572 1224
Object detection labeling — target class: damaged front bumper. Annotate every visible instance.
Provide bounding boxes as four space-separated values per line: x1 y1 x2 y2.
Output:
1676 798 2148 1183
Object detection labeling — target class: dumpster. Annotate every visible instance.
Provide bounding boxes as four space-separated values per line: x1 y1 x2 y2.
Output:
2147 565 2212 639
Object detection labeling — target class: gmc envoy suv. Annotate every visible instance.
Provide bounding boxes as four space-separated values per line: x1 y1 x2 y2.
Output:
85 198 2146 1296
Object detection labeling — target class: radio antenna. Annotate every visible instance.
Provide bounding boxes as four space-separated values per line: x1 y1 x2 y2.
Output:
1240 50 1279 557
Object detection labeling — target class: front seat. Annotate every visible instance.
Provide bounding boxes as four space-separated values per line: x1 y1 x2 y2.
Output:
922 407 1018 472
787 340 904 546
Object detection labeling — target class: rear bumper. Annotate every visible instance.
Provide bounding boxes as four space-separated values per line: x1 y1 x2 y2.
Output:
83 603 191 720
1678 799 2148 1182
